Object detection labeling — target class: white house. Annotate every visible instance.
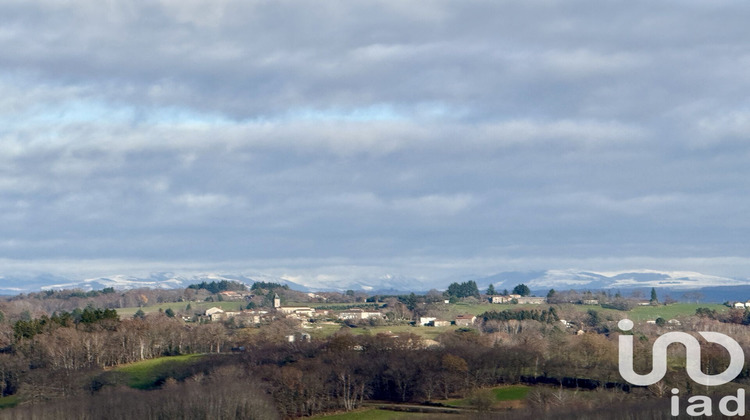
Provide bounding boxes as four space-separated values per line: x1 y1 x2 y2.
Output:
278 306 316 318
516 297 546 304
205 307 269 323
339 308 382 320
455 314 476 327
582 299 599 305
488 294 524 304
489 295 511 303
205 307 225 321
419 317 437 326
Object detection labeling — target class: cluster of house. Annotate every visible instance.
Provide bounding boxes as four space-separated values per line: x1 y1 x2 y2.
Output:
216 290 254 301
338 308 383 320
419 314 476 327
202 293 323 323
199 293 484 329
732 300 750 309
558 319 586 335
646 318 681 326
487 294 547 304
201 293 387 324
204 306 267 323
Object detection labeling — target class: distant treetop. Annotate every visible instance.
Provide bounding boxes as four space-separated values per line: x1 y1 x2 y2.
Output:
187 280 248 294
250 281 289 291
512 284 531 297
36 287 117 300
486 284 496 295
444 280 480 299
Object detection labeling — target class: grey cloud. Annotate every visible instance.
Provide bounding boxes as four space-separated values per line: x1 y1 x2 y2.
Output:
3 0 748 120
2 1 750 282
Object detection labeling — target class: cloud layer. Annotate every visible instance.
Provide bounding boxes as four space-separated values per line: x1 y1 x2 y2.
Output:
2 1 750 282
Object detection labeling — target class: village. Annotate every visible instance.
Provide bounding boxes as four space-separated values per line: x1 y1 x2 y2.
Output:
189 285 685 343
199 291 517 340
0 279 738 419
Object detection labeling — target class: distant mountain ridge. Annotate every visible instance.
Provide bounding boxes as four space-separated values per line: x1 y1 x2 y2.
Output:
0 269 748 295
0 272 310 295
472 269 749 292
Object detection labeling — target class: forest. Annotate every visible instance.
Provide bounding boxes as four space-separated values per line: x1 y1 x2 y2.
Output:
0 285 748 419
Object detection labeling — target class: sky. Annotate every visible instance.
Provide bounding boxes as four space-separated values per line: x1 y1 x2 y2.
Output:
2 0 750 285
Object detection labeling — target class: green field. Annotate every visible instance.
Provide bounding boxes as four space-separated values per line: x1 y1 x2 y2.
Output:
447 385 530 407
306 302 728 341
627 303 728 321
113 354 205 389
353 303 731 339
305 322 349 339
304 322 453 341
312 408 448 419
288 302 385 310
491 385 531 401
472 302 728 323
313 386 532 418
0 396 19 409
347 323 455 340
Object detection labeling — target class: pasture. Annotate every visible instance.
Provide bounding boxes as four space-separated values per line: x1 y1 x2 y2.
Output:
113 354 205 389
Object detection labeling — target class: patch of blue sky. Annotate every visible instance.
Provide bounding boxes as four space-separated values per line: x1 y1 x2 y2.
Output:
145 103 411 126
0 100 133 129
145 103 409 126
281 104 404 122
42 100 135 125
136 105 234 126
1 96 459 137
411 102 464 120
269 102 466 124
2 100 232 129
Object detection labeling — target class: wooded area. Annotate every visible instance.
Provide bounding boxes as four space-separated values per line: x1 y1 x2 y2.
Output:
0 286 747 419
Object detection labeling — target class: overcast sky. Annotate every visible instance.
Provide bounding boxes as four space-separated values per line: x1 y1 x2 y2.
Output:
2 0 750 283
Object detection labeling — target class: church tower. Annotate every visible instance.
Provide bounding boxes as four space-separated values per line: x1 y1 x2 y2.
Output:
273 293 281 308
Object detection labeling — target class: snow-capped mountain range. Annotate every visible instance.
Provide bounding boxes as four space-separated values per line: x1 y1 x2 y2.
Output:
0 272 309 295
472 269 750 292
0 269 749 295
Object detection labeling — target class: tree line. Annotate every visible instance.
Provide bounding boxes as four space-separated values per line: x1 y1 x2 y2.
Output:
479 307 559 323
187 280 248 294
5 311 738 419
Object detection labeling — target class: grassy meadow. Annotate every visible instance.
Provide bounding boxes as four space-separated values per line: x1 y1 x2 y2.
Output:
312 385 533 419
446 385 531 407
627 302 728 320
0 396 19 409
312 409 442 419
113 354 205 389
